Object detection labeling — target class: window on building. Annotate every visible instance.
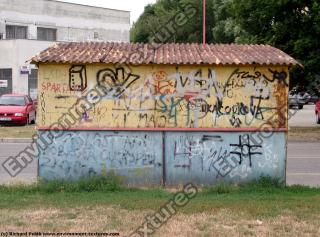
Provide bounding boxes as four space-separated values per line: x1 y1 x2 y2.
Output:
37 27 57 41
6 25 28 39
94 32 99 39
0 69 13 95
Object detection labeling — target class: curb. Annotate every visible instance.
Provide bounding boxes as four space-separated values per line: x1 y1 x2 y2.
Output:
0 138 33 143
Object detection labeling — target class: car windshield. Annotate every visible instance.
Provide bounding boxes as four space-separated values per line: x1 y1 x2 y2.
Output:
0 96 26 106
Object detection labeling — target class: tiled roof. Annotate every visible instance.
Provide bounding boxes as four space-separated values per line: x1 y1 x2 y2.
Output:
31 42 300 66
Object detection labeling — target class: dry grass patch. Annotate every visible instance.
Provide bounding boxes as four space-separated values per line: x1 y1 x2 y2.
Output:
1 207 319 237
289 126 320 142
0 125 36 138
0 206 150 235
157 211 320 237
0 177 319 236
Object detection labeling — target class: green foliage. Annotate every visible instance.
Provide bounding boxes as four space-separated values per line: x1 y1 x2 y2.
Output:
131 0 320 90
248 176 284 188
203 176 283 195
0 175 123 194
0 176 317 196
0 176 319 221
131 0 202 43
202 176 320 198
227 0 320 89
204 182 236 194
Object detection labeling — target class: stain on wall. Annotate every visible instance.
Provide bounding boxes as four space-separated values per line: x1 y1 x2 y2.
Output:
37 64 289 129
39 131 286 186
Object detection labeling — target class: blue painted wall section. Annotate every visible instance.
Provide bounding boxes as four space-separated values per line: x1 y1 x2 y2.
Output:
39 131 286 186
165 132 286 186
38 131 163 186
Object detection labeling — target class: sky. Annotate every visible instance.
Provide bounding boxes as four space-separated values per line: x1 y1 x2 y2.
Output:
56 0 157 25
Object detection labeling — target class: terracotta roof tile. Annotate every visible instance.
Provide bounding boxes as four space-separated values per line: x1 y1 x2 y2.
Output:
31 42 300 66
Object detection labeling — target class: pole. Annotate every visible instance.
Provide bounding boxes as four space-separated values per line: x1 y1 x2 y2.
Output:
203 0 206 45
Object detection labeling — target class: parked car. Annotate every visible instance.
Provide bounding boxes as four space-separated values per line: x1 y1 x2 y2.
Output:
308 94 319 104
0 94 36 125
289 92 305 109
301 92 311 104
316 100 320 124
301 91 319 104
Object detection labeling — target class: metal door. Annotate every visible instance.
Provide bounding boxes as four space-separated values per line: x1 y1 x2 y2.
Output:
28 69 38 100
0 69 12 95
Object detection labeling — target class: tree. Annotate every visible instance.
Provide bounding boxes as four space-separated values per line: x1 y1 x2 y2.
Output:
131 0 320 90
131 0 218 43
227 0 320 90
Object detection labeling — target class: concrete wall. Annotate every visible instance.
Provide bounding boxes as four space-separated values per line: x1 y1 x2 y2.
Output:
164 132 286 186
39 131 163 186
0 0 130 95
0 39 53 94
0 0 130 42
37 63 289 186
38 131 286 186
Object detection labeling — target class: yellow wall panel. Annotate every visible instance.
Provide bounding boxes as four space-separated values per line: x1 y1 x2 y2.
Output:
37 64 289 130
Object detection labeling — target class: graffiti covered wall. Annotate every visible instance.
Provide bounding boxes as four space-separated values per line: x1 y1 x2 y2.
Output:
37 63 289 185
38 131 163 186
37 64 289 130
165 132 286 186
38 131 286 186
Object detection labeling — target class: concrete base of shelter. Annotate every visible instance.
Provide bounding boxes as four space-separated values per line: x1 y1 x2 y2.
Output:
38 131 286 187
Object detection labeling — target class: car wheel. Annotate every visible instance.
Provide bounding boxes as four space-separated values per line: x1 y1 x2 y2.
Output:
31 112 36 124
298 105 303 110
26 115 29 125
317 113 320 124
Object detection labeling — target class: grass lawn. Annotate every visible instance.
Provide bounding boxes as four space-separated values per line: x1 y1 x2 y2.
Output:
0 178 319 236
288 126 320 142
0 125 36 138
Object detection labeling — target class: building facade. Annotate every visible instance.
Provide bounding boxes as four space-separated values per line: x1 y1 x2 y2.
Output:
0 0 130 98
30 42 299 186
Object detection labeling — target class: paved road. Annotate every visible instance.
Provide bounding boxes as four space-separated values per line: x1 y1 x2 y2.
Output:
287 142 320 187
289 104 318 127
0 141 319 186
0 142 38 184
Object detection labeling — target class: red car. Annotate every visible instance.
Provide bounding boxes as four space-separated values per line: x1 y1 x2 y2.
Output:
316 100 320 124
0 94 36 125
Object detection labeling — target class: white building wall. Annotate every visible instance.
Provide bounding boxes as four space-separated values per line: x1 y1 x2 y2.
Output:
0 0 130 42
0 40 54 95
0 0 130 96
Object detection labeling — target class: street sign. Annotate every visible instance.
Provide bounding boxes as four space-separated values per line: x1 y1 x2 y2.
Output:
20 65 30 75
